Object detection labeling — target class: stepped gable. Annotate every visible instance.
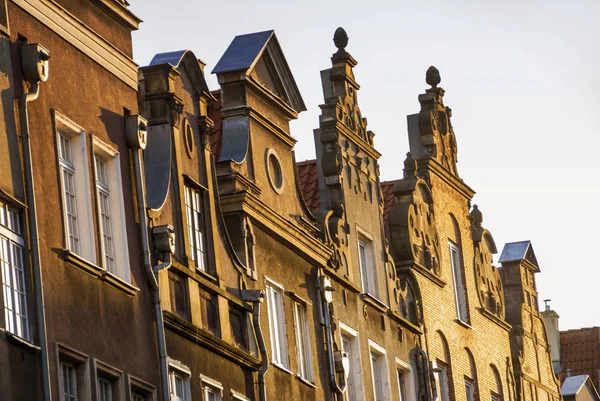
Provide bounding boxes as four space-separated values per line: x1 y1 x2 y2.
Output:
296 159 320 212
560 327 600 384
208 89 224 161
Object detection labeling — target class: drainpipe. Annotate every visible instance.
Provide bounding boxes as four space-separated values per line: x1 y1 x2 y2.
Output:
19 43 51 401
318 273 347 400
242 290 267 401
127 117 172 401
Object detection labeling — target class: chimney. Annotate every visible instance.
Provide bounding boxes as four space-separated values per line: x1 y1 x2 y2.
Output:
541 300 561 374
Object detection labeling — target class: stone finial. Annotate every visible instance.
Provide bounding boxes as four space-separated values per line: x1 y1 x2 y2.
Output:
470 204 483 228
426 66 441 88
333 27 349 52
403 152 417 178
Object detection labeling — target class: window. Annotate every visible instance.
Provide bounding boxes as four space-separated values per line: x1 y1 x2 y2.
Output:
200 375 223 401
465 378 475 401
0 201 29 340
61 362 78 401
55 113 96 263
200 289 219 335
169 272 189 320
229 307 249 351
436 361 450 401
0 0 8 35
128 375 156 401
357 231 378 297
339 322 364 401
396 358 416 401
58 345 89 401
184 186 206 271
168 363 191 401
266 280 288 368
449 242 468 322
369 341 390 401
491 394 500 401
94 360 123 401
93 138 130 281
294 302 313 382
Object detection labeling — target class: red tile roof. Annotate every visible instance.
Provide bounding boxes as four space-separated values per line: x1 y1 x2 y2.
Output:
560 327 600 385
296 159 320 212
208 90 223 161
295 159 400 223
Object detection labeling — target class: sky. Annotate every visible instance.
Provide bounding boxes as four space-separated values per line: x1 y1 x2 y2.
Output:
128 0 600 330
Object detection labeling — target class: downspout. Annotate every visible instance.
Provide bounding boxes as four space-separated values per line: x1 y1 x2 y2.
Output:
131 146 171 401
242 290 267 401
20 75 51 400
318 273 346 400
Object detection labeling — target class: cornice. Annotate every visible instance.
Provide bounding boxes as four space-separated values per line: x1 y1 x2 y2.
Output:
13 0 138 89
89 0 142 30
218 191 331 267
416 158 475 200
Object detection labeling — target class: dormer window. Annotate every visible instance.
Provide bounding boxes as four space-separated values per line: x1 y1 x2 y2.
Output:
357 229 378 298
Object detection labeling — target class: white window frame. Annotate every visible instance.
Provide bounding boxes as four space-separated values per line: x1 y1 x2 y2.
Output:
0 201 29 341
167 359 191 401
395 357 417 401
92 138 130 282
54 111 96 263
356 227 378 298
231 390 251 401
368 340 391 401
184 186 207 271
339 321 364 401
265 278 289 369
448 241 468 323
60 361 78 401
57 344 90 401
294 301 314 382
199 374 223 401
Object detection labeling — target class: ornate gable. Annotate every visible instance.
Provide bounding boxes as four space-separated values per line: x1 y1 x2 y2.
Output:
470 205 505 320
388 154 441 278
408 66 459 177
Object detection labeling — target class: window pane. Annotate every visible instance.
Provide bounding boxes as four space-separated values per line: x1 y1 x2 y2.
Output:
61 362 77 401
1 237 29 340
184 187 206 271
398 370 406 401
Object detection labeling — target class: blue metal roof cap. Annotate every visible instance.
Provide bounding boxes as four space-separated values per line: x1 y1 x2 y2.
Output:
149 50 188 67
498 240 539 270
561 375 589 396
212 30 274 74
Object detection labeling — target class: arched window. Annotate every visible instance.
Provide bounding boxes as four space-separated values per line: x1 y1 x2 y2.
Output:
464 348 480 401
448 214 469 323
489 364 503 401
434 331 454 401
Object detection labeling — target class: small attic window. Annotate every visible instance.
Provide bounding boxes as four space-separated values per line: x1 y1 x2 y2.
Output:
266 148 284 194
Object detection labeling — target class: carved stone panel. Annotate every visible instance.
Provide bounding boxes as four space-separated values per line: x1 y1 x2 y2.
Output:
388 176 441 277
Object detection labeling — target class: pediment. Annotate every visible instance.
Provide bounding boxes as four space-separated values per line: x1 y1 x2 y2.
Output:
212 30 306 112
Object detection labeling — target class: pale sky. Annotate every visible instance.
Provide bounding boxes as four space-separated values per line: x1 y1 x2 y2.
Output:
129 0 600 330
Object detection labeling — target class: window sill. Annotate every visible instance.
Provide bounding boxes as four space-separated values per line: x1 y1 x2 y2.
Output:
0 328 40 352
296 375 317 389
64 250 138 297
271 363 293 375
360 293 388 313
454 319 475 330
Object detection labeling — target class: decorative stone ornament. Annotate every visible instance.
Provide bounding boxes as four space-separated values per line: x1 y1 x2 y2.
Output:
183 118 194 158
265 148 284 194
333 27 348 54
388 158 441 278
470 205 505 320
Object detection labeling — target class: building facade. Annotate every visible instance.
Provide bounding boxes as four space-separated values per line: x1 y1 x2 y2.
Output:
0 2 564 401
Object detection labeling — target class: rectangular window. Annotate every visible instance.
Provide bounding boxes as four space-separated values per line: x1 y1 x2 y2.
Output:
94 360 122 401
396 358 416 401
184 186 206 271
93 138 130 281
229 307 248 351
169 272 189 320
491 393 501 401
98 378 114 401
55 113 96 263
168 366 190 401
397 370 406 401
368 341 390 401
294 302 313 382
437 361 450 401
449 242 468 322
200 375 223 401
266 280 288 368
465 379 475 401
200 289 219 335
61 362 78 401
0 0 8 35
358 233 378 298
129 375 156 401
0 202 29 340
340 322 364 401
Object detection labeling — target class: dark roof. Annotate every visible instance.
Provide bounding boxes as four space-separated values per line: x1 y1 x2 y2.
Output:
498 240 539 268
296 160 320 212
381 180 399 223
560 327 600 385
149 50 189 67
212 30 274 74
561 375 600 398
